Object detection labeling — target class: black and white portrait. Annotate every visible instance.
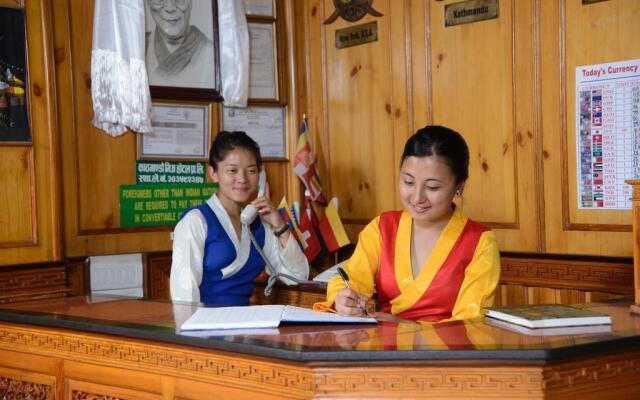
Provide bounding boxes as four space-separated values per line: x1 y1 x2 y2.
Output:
145 0 219 93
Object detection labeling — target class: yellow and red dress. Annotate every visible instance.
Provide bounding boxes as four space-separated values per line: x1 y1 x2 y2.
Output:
313 206 500 322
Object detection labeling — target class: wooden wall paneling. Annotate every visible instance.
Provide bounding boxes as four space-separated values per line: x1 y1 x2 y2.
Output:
407 0 431 131
541 0 639 256
280 0 303 205
52 0 203 257
0 0 61 265
53 0 296 259
0 148 35 246
299 0 329 207
429 0 540 252
309 0 409 240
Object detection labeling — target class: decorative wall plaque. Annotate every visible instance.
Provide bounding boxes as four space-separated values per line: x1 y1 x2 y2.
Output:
445 0 499 28
324 0 383 25
335 21 378 49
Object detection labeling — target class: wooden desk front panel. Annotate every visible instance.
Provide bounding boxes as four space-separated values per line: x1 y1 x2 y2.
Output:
2 322 640 399
147 253 634 308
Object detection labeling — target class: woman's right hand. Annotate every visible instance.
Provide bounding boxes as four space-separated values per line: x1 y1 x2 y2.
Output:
334 288 368 317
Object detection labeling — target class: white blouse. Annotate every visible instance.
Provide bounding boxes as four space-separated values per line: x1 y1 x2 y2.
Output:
170 194 309 303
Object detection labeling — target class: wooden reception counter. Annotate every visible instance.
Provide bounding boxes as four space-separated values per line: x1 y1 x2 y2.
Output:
1 296 640 399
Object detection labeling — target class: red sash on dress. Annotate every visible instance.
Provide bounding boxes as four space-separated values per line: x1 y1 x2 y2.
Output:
375 211 488 321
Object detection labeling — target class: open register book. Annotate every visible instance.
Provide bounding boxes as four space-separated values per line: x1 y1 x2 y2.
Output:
485 304 611 329
180 305 377 331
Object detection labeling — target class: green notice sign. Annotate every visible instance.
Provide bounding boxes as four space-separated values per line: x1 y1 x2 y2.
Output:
120 183 218 227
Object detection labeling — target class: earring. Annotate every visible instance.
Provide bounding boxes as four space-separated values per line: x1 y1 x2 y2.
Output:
455 189 461 196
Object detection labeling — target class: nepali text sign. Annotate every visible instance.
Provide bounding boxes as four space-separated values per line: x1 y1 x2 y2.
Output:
136 161 207 185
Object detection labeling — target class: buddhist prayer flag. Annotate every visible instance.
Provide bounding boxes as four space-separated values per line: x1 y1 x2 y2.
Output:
298 208 321 262
318 198 350 252
277 197 306 249
293 118 327 204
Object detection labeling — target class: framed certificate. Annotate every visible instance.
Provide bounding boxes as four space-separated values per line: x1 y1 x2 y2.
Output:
243 0 275 17
138 102 211 161
248 22 280 102
222 105 286 159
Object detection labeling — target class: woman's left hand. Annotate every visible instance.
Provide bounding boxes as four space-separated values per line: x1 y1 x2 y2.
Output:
251 182 286 230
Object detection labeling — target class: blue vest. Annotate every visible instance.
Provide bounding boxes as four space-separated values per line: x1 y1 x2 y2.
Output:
186 203 266 306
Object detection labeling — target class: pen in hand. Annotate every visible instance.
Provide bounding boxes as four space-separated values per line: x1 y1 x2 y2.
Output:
336 267 369 317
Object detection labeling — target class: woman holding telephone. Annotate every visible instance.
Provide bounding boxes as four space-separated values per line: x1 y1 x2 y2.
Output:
170 131 309 306
314 125 500 322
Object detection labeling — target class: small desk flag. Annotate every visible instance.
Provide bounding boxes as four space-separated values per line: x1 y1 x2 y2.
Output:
277 197 306 249
293 118 327 204
299 208 321 262
318 198 350 252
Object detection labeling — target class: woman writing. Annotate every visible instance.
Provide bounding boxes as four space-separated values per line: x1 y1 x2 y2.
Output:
170 131 309 306
314 125 500 322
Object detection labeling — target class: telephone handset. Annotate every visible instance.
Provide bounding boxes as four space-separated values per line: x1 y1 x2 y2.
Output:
240 170 267 225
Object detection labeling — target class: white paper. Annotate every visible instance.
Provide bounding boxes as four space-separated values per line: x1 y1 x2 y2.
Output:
242 0 274 16
576 59 640 210
89 253 143 291
180 305 376 331
181 305 283 330
248 23 277 100
312 261 345 283
222 106 285 158
141 104 208 159
281 305 376 324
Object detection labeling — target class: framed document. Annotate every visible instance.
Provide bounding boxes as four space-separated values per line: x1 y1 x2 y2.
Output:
248 22 279 102
243 0 275 17
222 105 286 159
0 6 31 143
138 102 210 161
144 0 221 101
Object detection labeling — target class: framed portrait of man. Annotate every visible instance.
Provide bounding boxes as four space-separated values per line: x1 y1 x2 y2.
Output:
144 0 221 101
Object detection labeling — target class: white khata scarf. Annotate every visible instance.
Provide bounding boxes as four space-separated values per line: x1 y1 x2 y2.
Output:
218 0 249 107
91 0 152 136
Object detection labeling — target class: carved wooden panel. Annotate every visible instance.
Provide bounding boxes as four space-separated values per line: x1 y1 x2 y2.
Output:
0 324 316 399
72 393 120 400
68 379 161 400
0 376 52 399
500 256 634 292
146 253 171 300
312 366 544 398
0 365 55 400
2 321 640 398
544 349 640 398
0 265 68 303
